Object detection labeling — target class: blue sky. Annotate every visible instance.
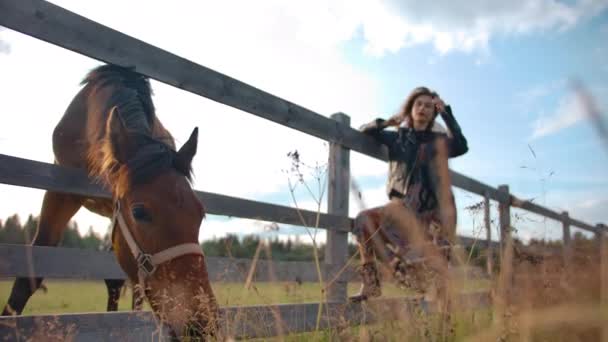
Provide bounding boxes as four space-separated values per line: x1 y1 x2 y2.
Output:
0 0 606 244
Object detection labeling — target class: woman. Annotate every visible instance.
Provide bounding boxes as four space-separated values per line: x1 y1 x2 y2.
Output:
350 86 468 302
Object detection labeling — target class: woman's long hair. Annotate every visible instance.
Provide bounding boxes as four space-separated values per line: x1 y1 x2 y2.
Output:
395 86 439 131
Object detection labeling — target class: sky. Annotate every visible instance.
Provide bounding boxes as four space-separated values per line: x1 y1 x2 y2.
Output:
0 0 607 245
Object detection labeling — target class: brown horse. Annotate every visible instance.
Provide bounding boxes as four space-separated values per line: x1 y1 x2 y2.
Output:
2 65 219 339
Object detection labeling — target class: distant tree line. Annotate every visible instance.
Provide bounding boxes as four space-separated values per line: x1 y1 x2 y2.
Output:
0 214 108 250
201 234 359 261
1 213 598 264
0 213 357 260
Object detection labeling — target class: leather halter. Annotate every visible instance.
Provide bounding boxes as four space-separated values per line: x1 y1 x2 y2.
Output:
111 200 203 302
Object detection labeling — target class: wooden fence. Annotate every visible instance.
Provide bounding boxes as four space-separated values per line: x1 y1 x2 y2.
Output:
0 0 606 340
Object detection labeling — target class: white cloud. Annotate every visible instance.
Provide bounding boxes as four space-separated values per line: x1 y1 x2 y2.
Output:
521 80 607 140
372 0 608 56
573 198 608 226
530 92 587 139
217 0 607 58
0 40 9 54
516 79 567 108
0 27 10 54
577 198 604 209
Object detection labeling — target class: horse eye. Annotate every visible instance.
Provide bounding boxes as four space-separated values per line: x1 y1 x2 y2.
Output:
131 205 151 222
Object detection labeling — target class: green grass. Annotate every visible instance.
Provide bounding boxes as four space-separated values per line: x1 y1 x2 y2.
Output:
0 279 492 341
17 279 601 341
0 279 489 315
248 309 495 342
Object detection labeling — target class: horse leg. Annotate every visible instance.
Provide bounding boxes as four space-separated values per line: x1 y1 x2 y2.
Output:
102 242 129 312
2 191 83 315
104 279 126 311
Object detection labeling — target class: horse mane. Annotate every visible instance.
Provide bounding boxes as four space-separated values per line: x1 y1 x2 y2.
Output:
83 65 192 196
81 64 156 127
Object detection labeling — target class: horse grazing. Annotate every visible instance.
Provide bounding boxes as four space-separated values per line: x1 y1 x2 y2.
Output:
2 65 219 339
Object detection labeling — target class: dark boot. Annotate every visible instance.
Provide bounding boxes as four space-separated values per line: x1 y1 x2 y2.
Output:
391 254 431 294
349 262 381 303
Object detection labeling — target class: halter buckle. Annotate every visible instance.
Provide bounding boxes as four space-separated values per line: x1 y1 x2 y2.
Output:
136 253 156 276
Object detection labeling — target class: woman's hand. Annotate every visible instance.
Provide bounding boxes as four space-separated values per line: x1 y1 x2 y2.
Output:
385 113 405 127
433 96 447 114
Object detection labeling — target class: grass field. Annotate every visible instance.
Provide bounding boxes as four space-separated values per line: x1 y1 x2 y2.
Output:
0 279 494 341
2 278 605 341
0 279 489 315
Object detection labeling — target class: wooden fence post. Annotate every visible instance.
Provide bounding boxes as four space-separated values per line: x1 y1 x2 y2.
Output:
498 185 512 262
495 185 513 329
326 113 350 303
484 191 493 276
562 211 571 268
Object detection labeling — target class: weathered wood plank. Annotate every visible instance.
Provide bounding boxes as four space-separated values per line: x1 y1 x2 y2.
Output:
0 239 488 282
0 310 162 342
562 211 572 267
0 293 491 340
3 142 600 239
457 235 499 250
0 154 109 199
0 154 351 232
326 113 350 302
498 185 512 258
0 0 386 160
0 244 124 279
0 244 349 282
206 256 337 283
484 192 493 276
200 191 350 232
510 196 600 233
0 244 482 285
450 171 508 203
0 243 487 282
5 153 560 239
570 217 600 233
3 147 598 235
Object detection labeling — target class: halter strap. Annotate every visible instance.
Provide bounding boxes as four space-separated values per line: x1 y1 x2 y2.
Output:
111 200 204 307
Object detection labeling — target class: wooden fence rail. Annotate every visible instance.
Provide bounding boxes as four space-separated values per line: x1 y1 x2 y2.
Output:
0 153 351 232
0 0 605 340
0 244 344 282
0 292 491 341
0 240 491 283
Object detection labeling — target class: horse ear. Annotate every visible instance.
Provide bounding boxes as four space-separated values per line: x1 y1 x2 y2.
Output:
177 127 198 169
106 107 134 164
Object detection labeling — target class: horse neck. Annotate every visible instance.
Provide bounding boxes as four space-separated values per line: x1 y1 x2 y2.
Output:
149 118 175 150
